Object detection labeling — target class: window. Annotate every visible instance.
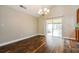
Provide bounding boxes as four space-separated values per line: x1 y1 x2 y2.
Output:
46 17 62 38
52 18 62 37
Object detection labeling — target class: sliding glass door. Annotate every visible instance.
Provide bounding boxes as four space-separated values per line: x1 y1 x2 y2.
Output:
46 22 53 36
46 17 62 38
45 17 63 52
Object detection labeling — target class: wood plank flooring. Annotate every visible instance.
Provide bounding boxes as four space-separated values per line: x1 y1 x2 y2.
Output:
64 39 79 53
0 35 50 53
0 35 79 53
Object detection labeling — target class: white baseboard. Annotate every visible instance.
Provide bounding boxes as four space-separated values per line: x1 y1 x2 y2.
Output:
0 34 39 47
63 37 75 40
37 34 75 40
0 34 74 47
37 34 45 35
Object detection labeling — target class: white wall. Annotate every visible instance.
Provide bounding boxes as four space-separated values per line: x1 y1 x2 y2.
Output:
37 17 45 34
0 6 37 44
0 5 79 45
38 5 79 38
63 6 79 38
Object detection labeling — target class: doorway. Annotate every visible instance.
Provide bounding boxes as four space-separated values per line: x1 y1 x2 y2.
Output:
46 17 62 38
45 17 63 52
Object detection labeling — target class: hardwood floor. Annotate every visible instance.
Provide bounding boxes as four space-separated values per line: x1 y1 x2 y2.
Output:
0 35 50 53
0 35 79 53
64 39 79 53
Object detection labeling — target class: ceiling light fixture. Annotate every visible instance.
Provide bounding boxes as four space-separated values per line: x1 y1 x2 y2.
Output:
38 8 50 16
